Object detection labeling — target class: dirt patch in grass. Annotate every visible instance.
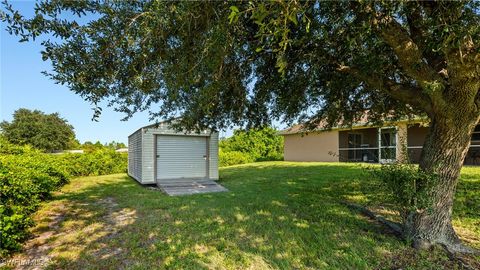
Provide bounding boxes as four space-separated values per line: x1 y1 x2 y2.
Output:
3 165 479 269
97 197 136 229
376 246 480 270
3 201 69 270
5 197 136 270
344 202 480 270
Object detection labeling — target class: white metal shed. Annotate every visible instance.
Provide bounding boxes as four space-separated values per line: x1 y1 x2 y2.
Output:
128 123 219 185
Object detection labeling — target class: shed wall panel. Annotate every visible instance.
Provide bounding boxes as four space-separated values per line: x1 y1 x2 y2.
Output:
128 129 142 182
141 132 156 184
208 132 219 180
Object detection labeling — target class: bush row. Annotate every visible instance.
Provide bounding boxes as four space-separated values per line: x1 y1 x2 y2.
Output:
58 150 127 176
219 127 283 167
219 149 254 167
0 139 127 254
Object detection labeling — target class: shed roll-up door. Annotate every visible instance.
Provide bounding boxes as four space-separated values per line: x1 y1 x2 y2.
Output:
156 135 207 180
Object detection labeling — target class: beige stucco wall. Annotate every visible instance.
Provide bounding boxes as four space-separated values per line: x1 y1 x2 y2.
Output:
407 124 429 146
396 123 408 163
283 131 339 162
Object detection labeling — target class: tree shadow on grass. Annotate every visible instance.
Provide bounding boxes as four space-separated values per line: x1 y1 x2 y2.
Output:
10 163 477 269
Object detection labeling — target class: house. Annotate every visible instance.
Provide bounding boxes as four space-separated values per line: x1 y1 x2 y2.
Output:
279 118 480 165
128 123 219 185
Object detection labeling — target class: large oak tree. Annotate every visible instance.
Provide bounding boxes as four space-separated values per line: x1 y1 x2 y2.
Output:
2 0 479 253
0 108 76 152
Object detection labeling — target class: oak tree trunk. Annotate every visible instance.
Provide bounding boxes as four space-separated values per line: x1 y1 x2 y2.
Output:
405 110 479 253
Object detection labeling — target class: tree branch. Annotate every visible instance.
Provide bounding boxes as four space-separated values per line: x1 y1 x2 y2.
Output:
405 4 425 52
376 16 446 87
371 14 450 112
405 4 446 74
337 65 433 114
349 2 446 111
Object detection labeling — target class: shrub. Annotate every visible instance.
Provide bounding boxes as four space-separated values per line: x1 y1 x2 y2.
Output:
0 136 37 155
59 150 127 176
219 127 283 166
219 150 254 167
0 150 69 253
369 163 436 224
0 139 127 255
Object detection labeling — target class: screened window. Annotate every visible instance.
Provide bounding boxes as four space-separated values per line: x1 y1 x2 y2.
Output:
380 128 397 162
472 125 480 141
348 133 362 148
348 133 362 161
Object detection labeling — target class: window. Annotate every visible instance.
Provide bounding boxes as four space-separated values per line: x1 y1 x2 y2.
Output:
472 125 480 141
380 147 396 160
380 129 396 147
379 127 397 162
348 133 362 161
348 133 362 148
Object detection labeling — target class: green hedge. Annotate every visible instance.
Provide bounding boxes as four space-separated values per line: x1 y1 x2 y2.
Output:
219 149 254 167
219 127 283 167
0 139 127 254
58 150 127 176
0 152 67 253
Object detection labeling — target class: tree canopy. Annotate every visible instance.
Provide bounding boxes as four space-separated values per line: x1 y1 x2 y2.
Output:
0 108 76 152
2 1 479 130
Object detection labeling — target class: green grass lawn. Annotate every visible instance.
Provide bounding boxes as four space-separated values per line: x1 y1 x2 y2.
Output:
5 162 479 269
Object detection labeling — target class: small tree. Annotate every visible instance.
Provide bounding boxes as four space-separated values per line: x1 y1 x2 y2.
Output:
0 108 76 152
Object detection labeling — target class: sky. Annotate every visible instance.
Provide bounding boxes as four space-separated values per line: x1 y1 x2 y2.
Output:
0 1 235 144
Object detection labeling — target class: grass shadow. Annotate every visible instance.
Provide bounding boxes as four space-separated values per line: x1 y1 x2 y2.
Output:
8 162 479 269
